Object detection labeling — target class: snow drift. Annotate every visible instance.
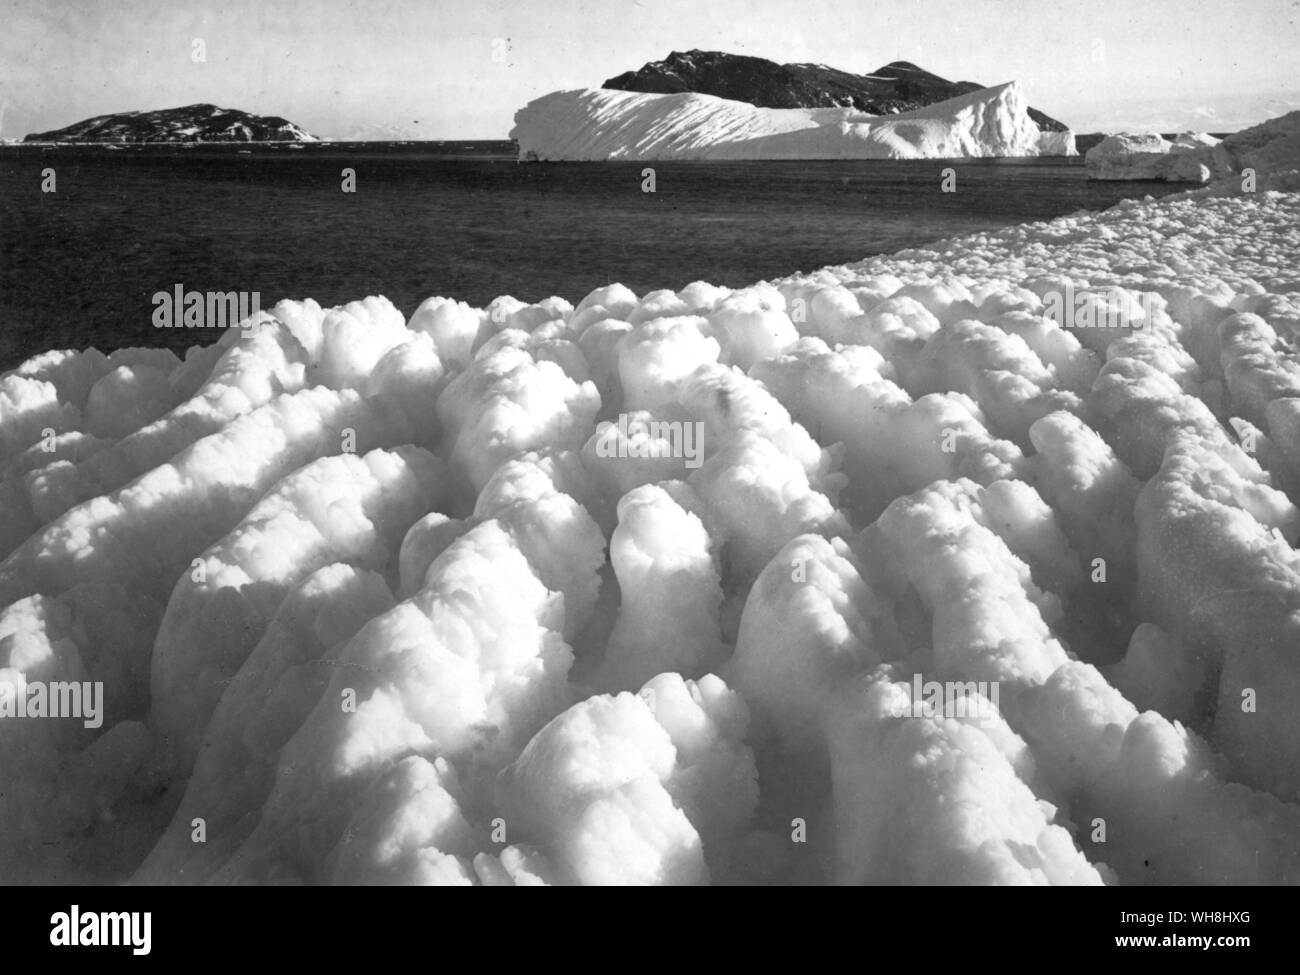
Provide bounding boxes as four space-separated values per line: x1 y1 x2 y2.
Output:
510 82 1076 161
2 110 1300 885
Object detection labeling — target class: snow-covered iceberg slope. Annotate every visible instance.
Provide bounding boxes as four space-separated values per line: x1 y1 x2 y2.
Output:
510 81 1076 161
3 112 1300 886
1210 111 1300 193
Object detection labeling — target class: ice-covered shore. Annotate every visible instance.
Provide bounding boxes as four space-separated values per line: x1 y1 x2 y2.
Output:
1086 114 1300 185
2 119 1300 886
1085 132 1227 182
511 81 1075 161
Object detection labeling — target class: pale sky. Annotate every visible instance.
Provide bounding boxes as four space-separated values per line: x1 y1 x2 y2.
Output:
2 0 1297 140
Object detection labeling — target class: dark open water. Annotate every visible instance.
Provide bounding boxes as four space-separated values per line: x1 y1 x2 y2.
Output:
0 139 1189 371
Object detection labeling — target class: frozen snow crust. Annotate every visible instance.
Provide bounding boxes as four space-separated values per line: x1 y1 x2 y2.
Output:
511 82 1076 161
3 181 1300 885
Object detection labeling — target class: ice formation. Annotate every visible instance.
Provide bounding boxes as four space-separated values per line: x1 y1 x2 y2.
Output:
1085 132 1228 182
511 82 1076 161
2 112 1300 885
1086 115 1300 189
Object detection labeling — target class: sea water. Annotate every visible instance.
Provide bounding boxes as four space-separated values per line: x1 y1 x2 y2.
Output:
0 139 1188 370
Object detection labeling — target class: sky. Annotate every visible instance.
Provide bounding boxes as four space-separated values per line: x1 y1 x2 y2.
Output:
2 0 1297 140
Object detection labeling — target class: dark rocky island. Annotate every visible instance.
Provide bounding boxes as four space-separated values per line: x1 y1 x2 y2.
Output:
604 50 1069 132
24 103 318 143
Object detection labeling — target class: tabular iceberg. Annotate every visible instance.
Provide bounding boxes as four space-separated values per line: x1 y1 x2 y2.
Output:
510 82 1076 161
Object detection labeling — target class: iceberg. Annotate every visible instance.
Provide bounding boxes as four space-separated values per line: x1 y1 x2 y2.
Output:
510 81 1076 161
1084 132 1231 182
1086 118 1300 189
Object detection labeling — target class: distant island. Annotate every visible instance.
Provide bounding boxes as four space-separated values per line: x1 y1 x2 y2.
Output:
604 50 1070 132
512 50 1076 161
24 104 318 143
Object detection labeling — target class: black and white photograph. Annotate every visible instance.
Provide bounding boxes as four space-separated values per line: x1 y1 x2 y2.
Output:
0 0 1297 921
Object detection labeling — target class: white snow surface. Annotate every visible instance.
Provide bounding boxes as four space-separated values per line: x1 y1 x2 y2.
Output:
2 112 1300 885
511 81 1077 161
